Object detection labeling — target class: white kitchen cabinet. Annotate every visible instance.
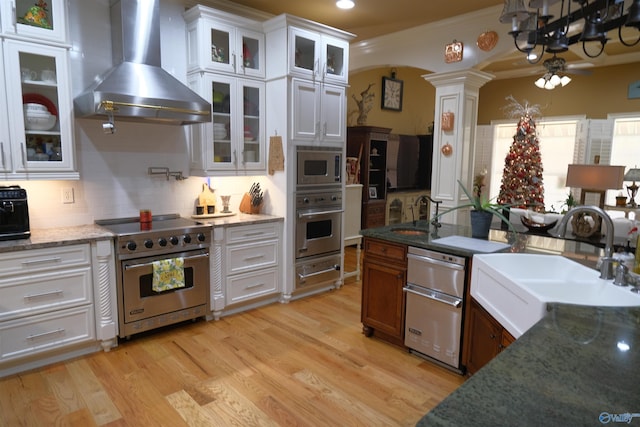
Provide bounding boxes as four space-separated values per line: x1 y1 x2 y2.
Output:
288 26 349 84
0 244 95 366
184 5 265 79
291 78 345 146
0 0 69 45
189 72 265 175
209 220 282 320
1 39 77 179
0 44 10 174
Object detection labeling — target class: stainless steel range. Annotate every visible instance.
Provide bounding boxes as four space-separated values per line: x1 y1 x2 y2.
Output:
96 214 211 338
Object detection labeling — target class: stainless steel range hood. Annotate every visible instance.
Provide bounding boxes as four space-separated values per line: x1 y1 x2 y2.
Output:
74 0 211 125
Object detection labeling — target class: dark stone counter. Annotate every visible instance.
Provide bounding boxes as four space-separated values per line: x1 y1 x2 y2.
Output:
418 304 640 427
360 220 604 263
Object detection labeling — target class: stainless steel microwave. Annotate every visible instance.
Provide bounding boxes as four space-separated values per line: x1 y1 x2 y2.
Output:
296 147 342 186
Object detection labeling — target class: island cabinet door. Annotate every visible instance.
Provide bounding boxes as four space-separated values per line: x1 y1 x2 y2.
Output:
361 258 406 346
465 298 503 375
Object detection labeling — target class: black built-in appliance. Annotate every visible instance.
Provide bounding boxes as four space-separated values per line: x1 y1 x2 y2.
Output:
0 186 30 241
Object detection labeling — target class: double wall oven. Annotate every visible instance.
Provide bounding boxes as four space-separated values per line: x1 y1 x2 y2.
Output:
295 146 344 290
97 215 211 339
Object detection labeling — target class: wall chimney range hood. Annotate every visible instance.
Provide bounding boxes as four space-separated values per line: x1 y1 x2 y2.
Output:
74 0 211 125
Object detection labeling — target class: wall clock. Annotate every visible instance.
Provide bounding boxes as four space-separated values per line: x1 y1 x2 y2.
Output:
381 76 403 111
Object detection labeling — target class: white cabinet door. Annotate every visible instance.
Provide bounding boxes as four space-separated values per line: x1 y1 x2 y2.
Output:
190 73 265 175
0 0 69 44
288 27 349 84
0 43 11 173
291 79 345 146
321 35 349 84
3 39 76 178
185 8 265 78
320 83 345 143
291 79 320 141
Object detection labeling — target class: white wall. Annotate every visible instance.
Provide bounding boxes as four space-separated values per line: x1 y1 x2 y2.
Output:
10 0 275 229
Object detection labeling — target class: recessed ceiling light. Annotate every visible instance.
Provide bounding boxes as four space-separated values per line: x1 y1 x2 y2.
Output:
336 0 355 9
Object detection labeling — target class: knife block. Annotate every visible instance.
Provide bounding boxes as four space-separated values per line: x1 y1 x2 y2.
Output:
239 193 262 214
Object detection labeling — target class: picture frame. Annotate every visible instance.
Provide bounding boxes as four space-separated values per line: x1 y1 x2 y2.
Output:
369 187 377 199
381 76 403 111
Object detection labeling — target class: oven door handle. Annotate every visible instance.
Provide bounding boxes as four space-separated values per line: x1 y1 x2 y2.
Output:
297 209 343 219
124 253 209 270
298 264 340 280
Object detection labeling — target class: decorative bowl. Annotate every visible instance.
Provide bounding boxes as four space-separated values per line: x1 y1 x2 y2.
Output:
23 103 48 112
24 112 56 131
520 216 558 233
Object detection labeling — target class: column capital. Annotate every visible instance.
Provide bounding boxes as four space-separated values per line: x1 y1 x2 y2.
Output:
423 69 494 90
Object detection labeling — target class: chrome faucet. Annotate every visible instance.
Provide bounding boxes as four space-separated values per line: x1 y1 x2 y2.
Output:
555 205 615 279
415 195 442 229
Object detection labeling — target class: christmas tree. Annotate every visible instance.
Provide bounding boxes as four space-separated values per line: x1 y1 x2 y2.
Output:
497 97 545 212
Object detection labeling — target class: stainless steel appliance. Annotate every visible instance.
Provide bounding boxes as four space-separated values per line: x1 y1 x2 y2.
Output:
96 214 211 338
75 0 211 125
404 246 466 372
296 146 342 187
0 186 30 241
295 189 343 289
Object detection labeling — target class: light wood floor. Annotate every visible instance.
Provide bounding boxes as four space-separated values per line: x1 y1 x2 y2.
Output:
0 247 464 426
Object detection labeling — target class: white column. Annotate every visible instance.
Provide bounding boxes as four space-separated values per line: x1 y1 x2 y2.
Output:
423 70 493 226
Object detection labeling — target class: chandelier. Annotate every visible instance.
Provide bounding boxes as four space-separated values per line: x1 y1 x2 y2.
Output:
500 0 640 64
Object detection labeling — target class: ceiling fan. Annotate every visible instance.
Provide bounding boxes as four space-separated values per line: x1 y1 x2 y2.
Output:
542 54 592 76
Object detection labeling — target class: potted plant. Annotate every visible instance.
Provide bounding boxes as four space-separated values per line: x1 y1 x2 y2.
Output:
438 176 514 239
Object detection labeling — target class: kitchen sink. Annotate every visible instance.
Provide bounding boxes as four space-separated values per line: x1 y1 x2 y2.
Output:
471 253 640 338
391 227 428 236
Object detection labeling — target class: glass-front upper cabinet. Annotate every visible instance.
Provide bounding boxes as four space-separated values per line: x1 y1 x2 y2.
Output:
289 27 349 84
0 0 69 44
184 5 265 78
189 73 265 175
2 39 76 177
0 44 10 174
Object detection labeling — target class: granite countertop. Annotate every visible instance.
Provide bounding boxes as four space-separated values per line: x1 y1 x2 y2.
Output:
418 304 640 427
0 214 284 254
0 224 113 253
193 212 283 227
359 220 605 262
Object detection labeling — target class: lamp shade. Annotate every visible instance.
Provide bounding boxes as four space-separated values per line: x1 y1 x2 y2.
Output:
566 164 625 190
624 168 640 181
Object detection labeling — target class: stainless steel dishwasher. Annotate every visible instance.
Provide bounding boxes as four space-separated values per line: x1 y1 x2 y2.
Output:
404 246 466 372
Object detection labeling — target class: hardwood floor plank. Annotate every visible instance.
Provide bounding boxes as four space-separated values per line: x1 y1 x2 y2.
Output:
0 247 463 426
66 359 122 425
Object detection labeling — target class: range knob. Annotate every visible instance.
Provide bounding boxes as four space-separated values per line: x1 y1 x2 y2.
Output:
197 233 206 242
126 241 137 251
303 197 310 204
169 236 179 245
158 237 167 247
183 234 192 244
331 195 338 201
144 239 153 249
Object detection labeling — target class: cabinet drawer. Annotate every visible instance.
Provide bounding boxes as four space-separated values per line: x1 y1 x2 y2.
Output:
226 222 279 244
364 238 407 263
0 306 95 361
226 240 278 274
0 244 91 278
0 267 92 321
227 268 278 304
